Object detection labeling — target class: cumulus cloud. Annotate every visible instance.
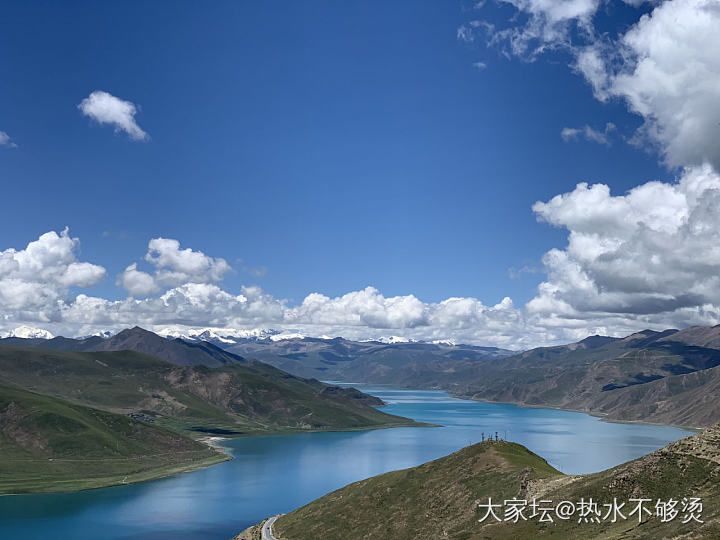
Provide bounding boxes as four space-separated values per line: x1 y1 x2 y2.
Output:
0 131 17 148
5 211 720 349
592 0 720 170
117 238 231 296
0 228 105 315
529 164 720 324
0 230 544 348
287 287 429 329
470 0 720 170
561 122 615 145
78 90 149 141
117 263 159 297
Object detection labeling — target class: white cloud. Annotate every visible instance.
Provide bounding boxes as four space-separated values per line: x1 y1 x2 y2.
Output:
472 0 601 58
472 0 720 170
603 0 720 170
457 25 476 43
561 122 615 145
0 131 17 148
116 263 159 297
78 90 149 141
117 238 231 296
286 287 428 329
5 206 720 349
529 164 720 323
0 228 105 313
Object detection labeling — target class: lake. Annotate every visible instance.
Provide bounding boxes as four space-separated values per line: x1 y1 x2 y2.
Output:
0 386 694 539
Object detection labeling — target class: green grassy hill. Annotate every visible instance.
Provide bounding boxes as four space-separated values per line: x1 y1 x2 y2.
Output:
0 384 228 494
245 425 720 539
0 345 419 436
271 441 560 540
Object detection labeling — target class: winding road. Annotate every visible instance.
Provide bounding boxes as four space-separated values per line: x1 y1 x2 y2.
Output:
261 515 281 540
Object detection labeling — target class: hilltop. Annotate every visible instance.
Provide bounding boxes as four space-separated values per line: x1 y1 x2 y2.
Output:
239 424 720 539
0 326 244 366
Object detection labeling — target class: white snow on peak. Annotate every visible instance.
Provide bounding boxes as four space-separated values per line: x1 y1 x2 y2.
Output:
157 326 279 342
269 332 306 342
2 326 54 339
430 339 456 346
377 336 416 344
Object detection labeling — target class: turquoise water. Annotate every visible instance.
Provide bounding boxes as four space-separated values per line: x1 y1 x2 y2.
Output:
0 387 693 539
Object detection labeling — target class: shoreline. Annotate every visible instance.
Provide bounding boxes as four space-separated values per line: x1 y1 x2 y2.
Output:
447 392 703 432
344 382 703 432
2 420 434 496
4 386 694 497
0 450 232 496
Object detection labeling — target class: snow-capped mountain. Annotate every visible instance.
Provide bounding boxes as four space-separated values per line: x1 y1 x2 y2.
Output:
376 336 417 344
269 332 306 342
1 326 54 339
60 325 487 351
157 326 280 343
430 338 456 346
75 330 116 339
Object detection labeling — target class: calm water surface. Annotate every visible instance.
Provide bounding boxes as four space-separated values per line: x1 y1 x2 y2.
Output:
0 386 694 539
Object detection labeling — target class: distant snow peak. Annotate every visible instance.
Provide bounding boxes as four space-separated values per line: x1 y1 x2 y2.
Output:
2 326 54 339
157 326 280 342
269 332 306 342
378 336 416 344
430 338 456 346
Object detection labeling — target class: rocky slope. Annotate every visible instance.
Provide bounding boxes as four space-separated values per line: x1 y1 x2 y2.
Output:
0 342 419 436
452 328 720 428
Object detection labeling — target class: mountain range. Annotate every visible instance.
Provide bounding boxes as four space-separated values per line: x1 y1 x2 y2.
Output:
0 326 244 366
193 333 514 387
191 325 720 429
0 327 421 492
7 324 720 429
449 326 720 428
174 324 720 428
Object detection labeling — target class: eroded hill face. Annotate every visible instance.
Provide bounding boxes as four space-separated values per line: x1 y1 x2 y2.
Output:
268 426 720 540
452 329 720 428
184 325 720 429
0 345 419 436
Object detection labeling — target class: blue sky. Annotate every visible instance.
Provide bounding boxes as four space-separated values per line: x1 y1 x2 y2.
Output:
1 0 718 347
